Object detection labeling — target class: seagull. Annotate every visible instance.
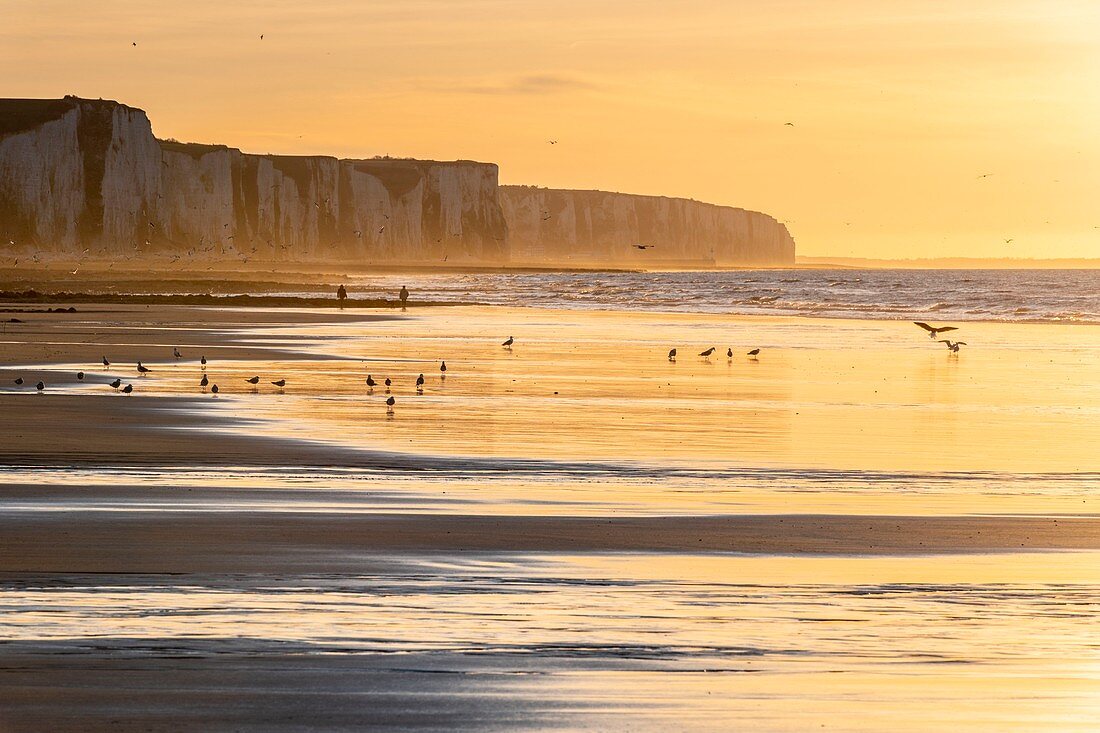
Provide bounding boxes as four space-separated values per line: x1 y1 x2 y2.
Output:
416 373 425 392
384 377 392 392
633 244 653 250
366 375 377 388
102 356 111 368
121 383 133 394
699 347 716 358
77 371 85 380
548 140 558 145
502 336 514 347
939 340 968 353
35 381 44 392
913 322 958 339
211 384 219 395
200 374 209 391
747 348 761 359
200 355 207 369
109 378 121 389
727 348 734 359
271 379 286 387
386 395 396 411
136 362 152 375
440 361 447 377
13 377 23 385
245 376 260 384
784 122 795 126
173 347 182 359
668 348 676 361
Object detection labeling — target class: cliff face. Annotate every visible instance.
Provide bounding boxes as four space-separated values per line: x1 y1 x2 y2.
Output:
499 186 795 267
0 98 506 264
0 97 795 268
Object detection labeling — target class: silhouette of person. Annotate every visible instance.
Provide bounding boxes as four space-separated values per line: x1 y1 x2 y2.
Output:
399 285 409 309
337 284 347 304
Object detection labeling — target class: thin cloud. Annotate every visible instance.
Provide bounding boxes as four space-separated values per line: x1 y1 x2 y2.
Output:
447 74 600 96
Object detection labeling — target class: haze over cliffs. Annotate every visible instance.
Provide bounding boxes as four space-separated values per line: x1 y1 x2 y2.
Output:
0 97 795 268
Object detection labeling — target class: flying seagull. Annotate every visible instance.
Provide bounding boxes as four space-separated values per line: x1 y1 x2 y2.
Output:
939 340 968 353
914 322 958 339
633 244 654 251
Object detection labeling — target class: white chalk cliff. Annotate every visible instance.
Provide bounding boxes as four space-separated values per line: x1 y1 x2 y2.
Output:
0 97 795 267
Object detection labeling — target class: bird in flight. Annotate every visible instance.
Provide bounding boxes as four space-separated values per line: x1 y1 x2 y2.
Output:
633 244 654 250
548 140 558 145
1004 238 1013 244
913 322 958 339
976 173 993 179
939 340 967 353
784 122 794 126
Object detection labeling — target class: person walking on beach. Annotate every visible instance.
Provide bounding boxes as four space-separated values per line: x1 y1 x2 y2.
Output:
337 284 348 303
399 285 409 308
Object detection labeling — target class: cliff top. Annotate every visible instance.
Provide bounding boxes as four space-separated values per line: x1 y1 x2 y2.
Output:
500 184 782 222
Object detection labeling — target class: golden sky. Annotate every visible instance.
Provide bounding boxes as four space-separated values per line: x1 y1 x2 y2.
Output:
3 0 1100 258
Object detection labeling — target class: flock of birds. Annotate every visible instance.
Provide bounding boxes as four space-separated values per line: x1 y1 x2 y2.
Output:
8 321 966 400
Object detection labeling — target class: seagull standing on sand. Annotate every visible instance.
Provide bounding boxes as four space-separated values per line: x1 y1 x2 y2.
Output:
121 383 133 394
939 340 967 353
102 356 111 368
109 378 121 390
726 348 733 359
384 377 392 393
200 374 209 391
416 374 425 393
386 395 396 412
502 336 514 348
914 322 958 339
246 376 260 385
440 361 447 379
137 362 151 375
35 381 45 392
747 349 761 359
211 384 219 396
77 371 85 380
200 355 207 370
668 348 676 361
13 377 23 385
271 379 286 387
699 347 716 359
366 375 377 390
173 347 182 360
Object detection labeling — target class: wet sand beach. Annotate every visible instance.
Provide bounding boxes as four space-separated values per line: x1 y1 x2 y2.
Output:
1 304 1099 730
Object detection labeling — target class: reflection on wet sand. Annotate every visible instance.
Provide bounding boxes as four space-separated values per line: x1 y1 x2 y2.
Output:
0 305 1098 730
